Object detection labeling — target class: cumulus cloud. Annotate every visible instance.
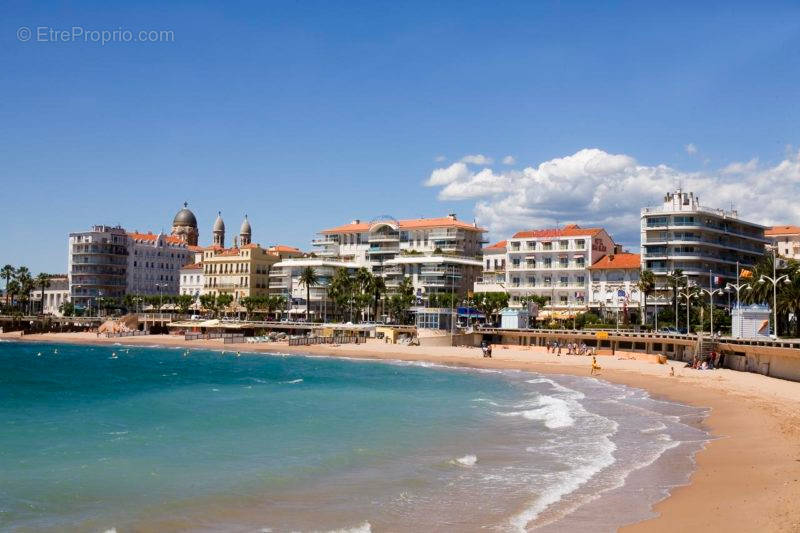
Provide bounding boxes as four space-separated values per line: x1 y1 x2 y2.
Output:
425 148 800 247
502 155 516 165
685 143 698 155
461 154 493 165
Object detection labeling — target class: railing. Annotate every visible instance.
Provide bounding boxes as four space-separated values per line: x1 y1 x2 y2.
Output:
104 330 149 338
288 336 362 346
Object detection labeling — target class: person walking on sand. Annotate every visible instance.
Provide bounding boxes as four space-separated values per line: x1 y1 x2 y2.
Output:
590 355 601 375
486 344 493 358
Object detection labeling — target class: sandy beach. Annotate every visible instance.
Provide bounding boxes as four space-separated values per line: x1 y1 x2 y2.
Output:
4 331 800 532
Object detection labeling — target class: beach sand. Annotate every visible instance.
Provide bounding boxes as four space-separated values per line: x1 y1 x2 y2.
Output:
5 330 800 532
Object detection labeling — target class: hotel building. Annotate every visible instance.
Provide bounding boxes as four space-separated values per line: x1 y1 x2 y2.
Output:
311 214 485 299
588 253 642 318
473 240 507 293
127 232 191 296
504 225 616 311
68 225 129 312
765 225 800 260
179 262 204 299
269 257 360 318
640 189 767 308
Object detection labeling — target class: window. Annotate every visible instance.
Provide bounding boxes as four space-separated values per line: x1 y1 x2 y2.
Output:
575 239 585 249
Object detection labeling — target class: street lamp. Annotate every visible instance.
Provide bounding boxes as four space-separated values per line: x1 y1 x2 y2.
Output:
156 283 168 314
758 247 790 338
678 284 696 335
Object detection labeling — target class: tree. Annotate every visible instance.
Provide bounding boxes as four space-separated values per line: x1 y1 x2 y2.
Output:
298 266 319 321
354 268 374 322
240 296 258 319
637 269 656 326
216 294 234 316
1 264 14 308
6 279 21 312
199 293 217 317
35 273 51 314
371 275 386 322
176 294 193 315
387 276 415 324
15 267 33 314
470 292 509 326
328 267 354 322
59 300 75 317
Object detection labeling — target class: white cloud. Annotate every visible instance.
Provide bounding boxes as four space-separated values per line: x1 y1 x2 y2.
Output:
434 155 447 162
425 162 470 186
425 147 800 247
461 154 493 165
502 155 516 165
685 143 698 155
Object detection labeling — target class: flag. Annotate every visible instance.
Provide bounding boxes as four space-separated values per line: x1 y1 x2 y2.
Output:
740 268 752 279
714 276 722 287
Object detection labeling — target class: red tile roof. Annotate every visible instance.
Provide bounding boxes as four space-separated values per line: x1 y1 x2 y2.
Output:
181 262 203 270
128 232 185 245
321 216 485 234
589 253 641 270
484 240 507 251
765 225 800 236
269 244 302 253
512 224 604 239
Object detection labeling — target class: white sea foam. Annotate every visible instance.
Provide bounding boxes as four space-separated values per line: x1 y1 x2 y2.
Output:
472 397 500 406
501 395 575 429
454 454 477 466
640 421 668 433
324 522 371 533
281 378 303 384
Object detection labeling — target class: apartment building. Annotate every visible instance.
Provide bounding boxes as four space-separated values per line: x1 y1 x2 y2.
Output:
640 189 767 306
765 225 800 260
505 225 615 310
312 214 485 302
201 244 280 302
588 253 641 318
179 262 204 298
127 232 191 296
68 225 129 312
268 257 360 318
473 240 507 293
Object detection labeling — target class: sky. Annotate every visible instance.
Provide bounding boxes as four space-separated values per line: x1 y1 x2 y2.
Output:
2 1 800 274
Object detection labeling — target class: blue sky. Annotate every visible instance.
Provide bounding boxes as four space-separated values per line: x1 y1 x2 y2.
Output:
2 1 800 274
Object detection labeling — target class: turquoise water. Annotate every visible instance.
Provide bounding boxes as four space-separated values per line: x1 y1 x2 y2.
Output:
0 341 709 532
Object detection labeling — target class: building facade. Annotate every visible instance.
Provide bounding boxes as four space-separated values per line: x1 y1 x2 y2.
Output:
269 257 360 318
640 189 767 309
171 202 199 246
473 240 507 293
312 214 485 303
202 244 281 302
588 253 642 318
765 225 800 260
179 262 204 299
68 225 129 312
28 276 70 316
127 232 190 296
505 225 616 311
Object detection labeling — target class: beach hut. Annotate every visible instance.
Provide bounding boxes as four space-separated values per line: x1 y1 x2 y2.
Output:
500 307 530 329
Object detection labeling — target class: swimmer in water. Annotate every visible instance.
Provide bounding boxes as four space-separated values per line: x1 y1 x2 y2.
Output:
236 351 241 357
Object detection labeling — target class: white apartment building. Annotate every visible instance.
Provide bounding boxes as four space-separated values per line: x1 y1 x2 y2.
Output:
269 257 359 318
311 214 485 303
127 232 191 296
473 240 507 293
588 253 642 318
179 262 204 299
765 226 800 260
641 189 767 308
505 225 616 311
68 225 129 312
28 276 70 316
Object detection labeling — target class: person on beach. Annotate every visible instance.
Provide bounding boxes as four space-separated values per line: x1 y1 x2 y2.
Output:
486 344 492 358
590 355 601 375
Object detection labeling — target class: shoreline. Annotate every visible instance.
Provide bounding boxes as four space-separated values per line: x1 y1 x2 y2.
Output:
4 332 800 532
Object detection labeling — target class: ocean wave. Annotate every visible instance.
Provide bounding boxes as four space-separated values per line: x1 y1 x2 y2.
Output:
501 395 575 429
640 421 668 433
526 377 586 400
281 378 303 384
472 397 500 406
453 454 477 467
324 522 371 533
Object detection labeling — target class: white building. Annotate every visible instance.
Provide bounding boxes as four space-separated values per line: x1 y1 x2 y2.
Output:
179 262 204 299
641 189 767 311
68 225 129 313
505 225 616 311
127 232 191 296
28 276 70 315
269 257 359 318
312 214 485 303
588 253 642 319
765 225 800 260
473 240 507 293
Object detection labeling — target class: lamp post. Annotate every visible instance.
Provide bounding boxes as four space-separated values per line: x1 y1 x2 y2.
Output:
698 270 724 336
156 283 168 315
758 246 790 338
678 284 696 335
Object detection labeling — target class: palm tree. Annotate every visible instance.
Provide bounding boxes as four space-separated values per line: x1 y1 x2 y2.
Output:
637 269 656 326
1 264 14 308
371 275 386 323
35 273 51 314
328 267 353 322
15 267 33 314
6 279 21 311
355 268 374 322
298 266 319 321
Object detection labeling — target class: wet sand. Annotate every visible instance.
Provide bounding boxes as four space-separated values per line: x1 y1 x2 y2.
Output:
5 331 800 532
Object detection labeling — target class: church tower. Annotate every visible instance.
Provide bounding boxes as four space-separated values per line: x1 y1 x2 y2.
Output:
171 202 199 246
239 215 252 246
213 211 225 247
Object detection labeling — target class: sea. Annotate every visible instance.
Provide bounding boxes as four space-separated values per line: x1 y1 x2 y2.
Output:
0 341 710 532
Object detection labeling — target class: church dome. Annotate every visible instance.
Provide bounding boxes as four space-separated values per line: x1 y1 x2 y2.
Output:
213 212 225 232
173 203 197 227
240 215 251 235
